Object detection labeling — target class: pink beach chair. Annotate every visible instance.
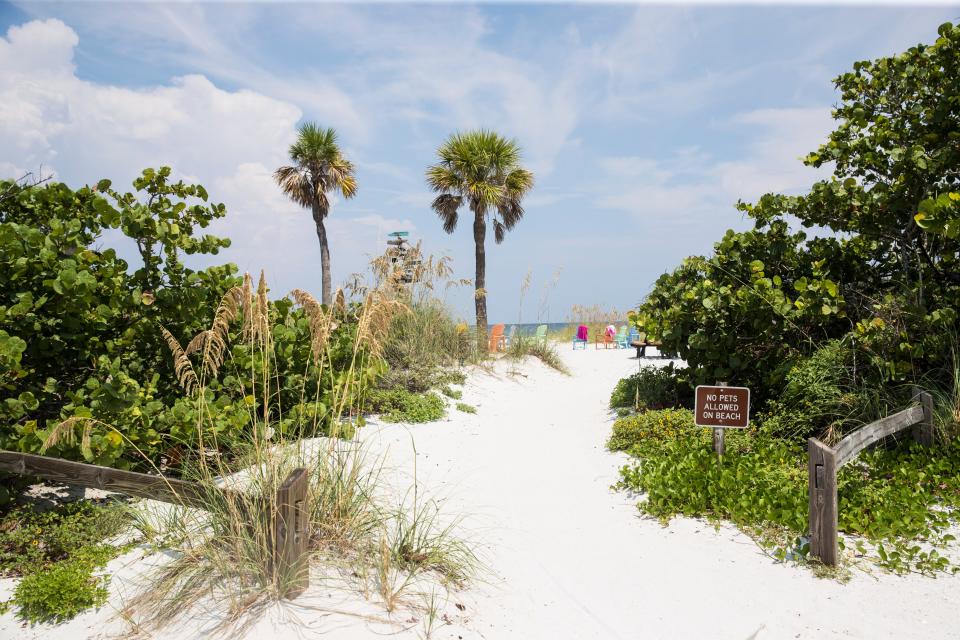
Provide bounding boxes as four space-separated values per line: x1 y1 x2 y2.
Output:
572 325 588 350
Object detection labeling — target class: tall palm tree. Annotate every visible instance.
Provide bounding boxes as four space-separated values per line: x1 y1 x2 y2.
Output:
275 123 357 305
426 130 534 350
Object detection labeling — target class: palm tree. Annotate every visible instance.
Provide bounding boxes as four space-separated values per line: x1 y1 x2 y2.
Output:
426 130 534 350
275 123 357 305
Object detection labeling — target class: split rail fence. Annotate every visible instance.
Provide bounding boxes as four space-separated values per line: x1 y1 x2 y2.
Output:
807 390 935 566
0 451 310 597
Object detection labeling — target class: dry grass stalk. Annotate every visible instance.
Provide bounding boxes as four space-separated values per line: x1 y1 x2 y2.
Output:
161 325 199 396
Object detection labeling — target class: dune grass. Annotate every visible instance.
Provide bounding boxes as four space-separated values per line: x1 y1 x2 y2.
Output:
504 335 570 375
77 268 480 635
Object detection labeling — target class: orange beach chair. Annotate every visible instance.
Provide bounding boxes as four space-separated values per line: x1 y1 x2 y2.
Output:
489 323 506 352
595 325 616 349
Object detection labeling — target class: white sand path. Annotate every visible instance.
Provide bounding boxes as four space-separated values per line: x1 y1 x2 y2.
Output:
364 348 960 640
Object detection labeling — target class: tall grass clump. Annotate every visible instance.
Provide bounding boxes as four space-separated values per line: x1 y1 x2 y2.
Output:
87 268 478 635
370 244 475 392
504 335 570 375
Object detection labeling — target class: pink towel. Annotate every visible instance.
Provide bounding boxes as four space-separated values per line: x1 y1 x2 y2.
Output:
576 325 588 341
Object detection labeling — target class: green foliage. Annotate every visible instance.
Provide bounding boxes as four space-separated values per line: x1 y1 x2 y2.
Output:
0 170 239 471
455 402 476 414
609 363 692 411
381 301 463 392
615 422 960 574
760 340 854 441
607 409 694 452
916 191 960 239
0 171 381 483
0 501 127 576
631 222 857 400
441 386 462 400
632 22 960 400
366 389 445 423
0 501 128 623
11 557 110 623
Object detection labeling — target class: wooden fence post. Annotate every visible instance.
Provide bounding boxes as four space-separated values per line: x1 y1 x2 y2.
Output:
912 390 935 447
713 381 727 459
273 468 310 598
808 438 838 566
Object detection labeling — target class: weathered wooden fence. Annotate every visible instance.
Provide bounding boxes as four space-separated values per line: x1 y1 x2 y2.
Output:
0 451 310 598
807 390 934 566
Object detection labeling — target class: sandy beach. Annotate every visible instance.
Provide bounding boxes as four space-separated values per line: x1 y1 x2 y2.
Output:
3 348 958 640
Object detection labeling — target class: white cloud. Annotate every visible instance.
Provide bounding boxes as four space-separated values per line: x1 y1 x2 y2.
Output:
597 107 834 223
0 19 398 297
715 107 834 200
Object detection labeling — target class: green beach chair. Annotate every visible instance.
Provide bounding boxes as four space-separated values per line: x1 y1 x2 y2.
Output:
534 324 547 346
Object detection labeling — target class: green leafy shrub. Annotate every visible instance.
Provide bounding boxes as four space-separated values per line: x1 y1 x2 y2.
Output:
0 501 128 623
759 340 852 442
0 170 239 473
366 389 445 423
607 409 695 452
440 386 462 400
12 557 110 623
609 363 691 410
455 402 476 414
0 501 127 576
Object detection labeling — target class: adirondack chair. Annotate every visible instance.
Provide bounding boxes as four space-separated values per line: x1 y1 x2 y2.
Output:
572 325 588 350
534 324 548 346
615 325 630 349
628 328 641 344
489 323 506 352
504 325 517 347
595 325 616 349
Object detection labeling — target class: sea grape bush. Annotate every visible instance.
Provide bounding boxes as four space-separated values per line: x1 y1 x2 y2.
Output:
631 22 960 403
0 170 239 470
609 363 692 411
0 170 377 482
617 24 960 577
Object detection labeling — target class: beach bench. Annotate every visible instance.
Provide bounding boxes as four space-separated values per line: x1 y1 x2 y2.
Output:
630 339 662 358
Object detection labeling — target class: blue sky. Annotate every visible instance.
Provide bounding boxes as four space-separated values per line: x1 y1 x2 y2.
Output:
1 2 957 323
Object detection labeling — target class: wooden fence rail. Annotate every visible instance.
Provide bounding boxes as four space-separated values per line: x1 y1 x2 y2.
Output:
807 390 934 566
0 450 310 598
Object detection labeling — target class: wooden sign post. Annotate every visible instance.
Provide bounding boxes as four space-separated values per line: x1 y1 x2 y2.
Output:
694 382 750 459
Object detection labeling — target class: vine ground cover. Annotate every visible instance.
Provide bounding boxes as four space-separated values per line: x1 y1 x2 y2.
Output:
611 409 960 576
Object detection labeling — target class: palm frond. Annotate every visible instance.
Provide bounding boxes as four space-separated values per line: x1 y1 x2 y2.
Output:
493 219 506 244
431 194 462 233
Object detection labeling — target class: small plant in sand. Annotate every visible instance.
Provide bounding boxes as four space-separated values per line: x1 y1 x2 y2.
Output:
51 271 480 635
504 335 570 375
0 501 130 622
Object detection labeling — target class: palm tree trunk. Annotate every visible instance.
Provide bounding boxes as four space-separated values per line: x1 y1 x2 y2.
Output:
312 204 332 305
473 210 488 352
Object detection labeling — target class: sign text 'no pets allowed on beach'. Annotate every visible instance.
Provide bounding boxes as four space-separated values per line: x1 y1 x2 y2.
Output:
694 385 750 429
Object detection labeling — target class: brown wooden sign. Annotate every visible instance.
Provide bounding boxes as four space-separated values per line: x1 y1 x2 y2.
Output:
694 385 750 428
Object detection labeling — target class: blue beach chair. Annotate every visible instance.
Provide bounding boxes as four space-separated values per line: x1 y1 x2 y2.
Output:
615 325 630 349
